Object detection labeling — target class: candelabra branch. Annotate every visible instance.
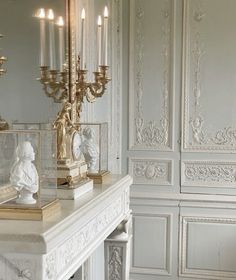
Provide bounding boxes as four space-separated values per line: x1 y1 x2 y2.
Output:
0 56 7 76
75 58 111 119
38 66 68 103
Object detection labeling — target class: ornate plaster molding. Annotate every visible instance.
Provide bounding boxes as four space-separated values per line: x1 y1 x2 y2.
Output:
129 157 173 185
129 0 174 150
182 0 236 152
182 160 236 187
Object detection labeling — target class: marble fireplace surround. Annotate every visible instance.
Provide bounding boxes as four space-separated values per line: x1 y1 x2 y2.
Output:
0 175 132 280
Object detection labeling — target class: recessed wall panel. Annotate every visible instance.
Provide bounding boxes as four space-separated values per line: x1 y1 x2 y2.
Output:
180 216 236 279
182 0 236 152
132 213 172 276
129 0 174 151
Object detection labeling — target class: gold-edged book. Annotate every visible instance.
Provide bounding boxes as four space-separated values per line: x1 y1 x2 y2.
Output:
0 199 60 221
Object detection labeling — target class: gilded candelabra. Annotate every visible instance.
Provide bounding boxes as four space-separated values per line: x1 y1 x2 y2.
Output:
38 66 68 103
76 56 110 118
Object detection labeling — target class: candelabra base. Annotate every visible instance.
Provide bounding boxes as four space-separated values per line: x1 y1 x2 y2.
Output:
87 170 110 184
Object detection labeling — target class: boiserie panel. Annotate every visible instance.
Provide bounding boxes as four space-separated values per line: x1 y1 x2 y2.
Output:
129 157 173 186
129 0 175 151
181 160 236 190
130 202 179 280
182 0 236 152
132 213 172 276
180 214 236 279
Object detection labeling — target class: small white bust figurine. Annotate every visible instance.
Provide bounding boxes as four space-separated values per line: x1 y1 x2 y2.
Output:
81 127 98 173
10 141 39 204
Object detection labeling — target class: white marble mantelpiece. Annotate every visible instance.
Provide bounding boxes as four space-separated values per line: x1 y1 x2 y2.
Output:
0 174 132 280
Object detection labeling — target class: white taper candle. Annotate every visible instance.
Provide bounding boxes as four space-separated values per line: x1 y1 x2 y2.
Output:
57 16 65 71
37 8 46 66
97 15 102 70
48 9 56 69
81 8 86 69
103 6 108 66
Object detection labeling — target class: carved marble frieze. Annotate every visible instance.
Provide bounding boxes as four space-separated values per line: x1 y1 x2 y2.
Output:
129 157 173 185
182 0 236 152
43 195 125 280
180 216 236 279
129 0 174 151
182 161 236 187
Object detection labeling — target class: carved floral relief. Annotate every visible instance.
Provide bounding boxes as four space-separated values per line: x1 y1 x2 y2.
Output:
182 161 236 187
183 0 236 152
130 0 173 150
129 158 172 185
108 246 123 280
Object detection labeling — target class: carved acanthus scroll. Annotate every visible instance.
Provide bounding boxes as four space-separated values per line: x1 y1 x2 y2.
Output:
184 0 236 151
132 0 172 149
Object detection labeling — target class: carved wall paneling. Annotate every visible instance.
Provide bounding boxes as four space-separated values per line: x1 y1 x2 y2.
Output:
131 213 172 276
129 202 180 280
129 0 175 151
182 160 236 192
129 157 173 186
180 214 236 279
126 0 236 279
182 0 236 153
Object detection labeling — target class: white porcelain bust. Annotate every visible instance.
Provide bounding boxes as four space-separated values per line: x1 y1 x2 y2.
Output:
81 127 98 173
10 141 39 204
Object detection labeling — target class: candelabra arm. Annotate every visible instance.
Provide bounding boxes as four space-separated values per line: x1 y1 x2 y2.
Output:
38 66 68 103
87 66 110 99
87 81 105 98
75 61 111 119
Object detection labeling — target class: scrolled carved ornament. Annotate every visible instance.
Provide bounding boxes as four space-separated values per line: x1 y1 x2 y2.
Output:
184 0 236 151
184 162 236 185
134 161 167 180
132 0 172 150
